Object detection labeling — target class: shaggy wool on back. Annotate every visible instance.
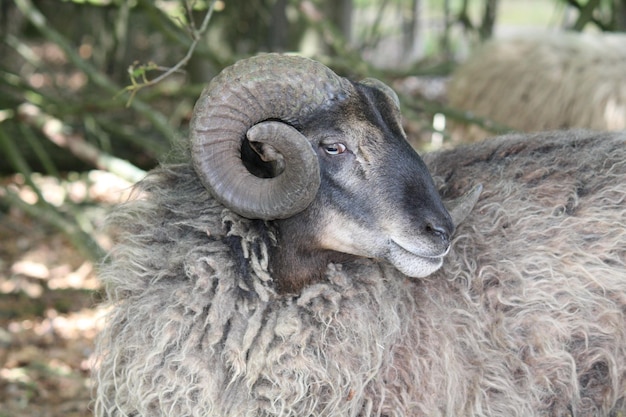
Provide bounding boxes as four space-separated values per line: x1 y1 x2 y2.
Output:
95 130 626 417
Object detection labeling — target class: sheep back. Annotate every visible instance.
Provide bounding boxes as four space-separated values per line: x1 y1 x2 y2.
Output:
95 130 626 417
447 32 626 142
423 129 626 415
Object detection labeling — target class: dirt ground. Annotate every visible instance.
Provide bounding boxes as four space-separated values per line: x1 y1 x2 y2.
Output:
0 171 132 417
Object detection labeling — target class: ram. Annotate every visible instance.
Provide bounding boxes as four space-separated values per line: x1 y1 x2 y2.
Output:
447 32 626 142
94 54 626 417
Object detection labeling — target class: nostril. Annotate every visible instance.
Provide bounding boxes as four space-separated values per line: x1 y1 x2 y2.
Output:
425 222 450 242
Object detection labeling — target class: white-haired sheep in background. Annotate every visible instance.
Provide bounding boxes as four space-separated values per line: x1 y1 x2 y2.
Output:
447 32 626 142
94 54 626 417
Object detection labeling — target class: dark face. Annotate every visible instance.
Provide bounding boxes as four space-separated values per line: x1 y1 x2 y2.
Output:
293 82 455 278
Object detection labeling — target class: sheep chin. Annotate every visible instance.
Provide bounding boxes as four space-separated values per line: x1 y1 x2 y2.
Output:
386 242 445 278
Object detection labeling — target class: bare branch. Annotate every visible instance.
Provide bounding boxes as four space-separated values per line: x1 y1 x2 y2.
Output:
122 0 218 105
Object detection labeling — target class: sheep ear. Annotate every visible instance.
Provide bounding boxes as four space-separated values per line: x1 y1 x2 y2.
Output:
445 184 483 227
360 78 400 109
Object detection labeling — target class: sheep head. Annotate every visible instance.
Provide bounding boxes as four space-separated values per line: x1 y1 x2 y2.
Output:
190 54 478 292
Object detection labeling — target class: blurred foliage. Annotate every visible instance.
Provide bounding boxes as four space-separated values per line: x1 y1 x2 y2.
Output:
0 0 625 262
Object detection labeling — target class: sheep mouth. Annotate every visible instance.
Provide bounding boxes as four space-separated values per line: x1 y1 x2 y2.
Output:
386 240 448 278
390 239 450 259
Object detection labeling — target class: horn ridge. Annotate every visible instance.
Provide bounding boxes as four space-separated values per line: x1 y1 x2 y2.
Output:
190 54 351 219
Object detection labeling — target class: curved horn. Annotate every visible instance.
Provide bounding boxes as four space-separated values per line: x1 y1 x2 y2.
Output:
190 54 352 220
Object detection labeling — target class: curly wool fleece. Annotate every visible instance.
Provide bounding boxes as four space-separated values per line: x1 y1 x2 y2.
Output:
94 130 626 417
447 32 626 141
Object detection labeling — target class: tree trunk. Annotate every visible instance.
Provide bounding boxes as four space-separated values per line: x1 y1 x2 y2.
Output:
479 0 499 40
403 0 422 64
327 0 353 45
269 0 289 51
614 0 626 30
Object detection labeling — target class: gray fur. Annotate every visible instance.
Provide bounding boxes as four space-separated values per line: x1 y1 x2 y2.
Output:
447 32 626 142
95 127 626 416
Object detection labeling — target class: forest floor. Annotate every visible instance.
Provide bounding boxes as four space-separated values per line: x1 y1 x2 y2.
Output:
0 172 132 417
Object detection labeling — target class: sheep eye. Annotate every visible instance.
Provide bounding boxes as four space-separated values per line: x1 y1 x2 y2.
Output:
323 143 347 155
